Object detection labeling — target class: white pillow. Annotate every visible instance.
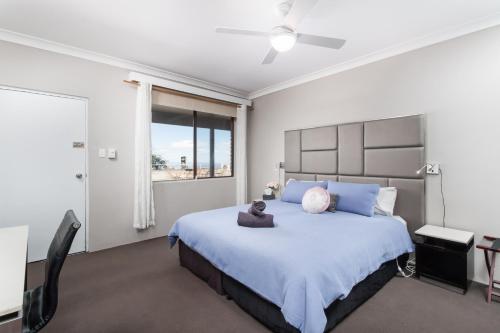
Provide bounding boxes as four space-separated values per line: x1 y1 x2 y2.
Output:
392 215 407 227
302 187 330 214
374 187 397 216
286 178 317 185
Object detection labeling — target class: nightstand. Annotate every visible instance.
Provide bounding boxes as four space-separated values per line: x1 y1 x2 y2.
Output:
262 194 275 200
414 225 474 293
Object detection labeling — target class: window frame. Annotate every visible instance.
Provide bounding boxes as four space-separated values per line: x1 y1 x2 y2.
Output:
152 109 234 182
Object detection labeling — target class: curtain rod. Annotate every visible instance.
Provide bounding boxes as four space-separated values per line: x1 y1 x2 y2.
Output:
123 80 240 107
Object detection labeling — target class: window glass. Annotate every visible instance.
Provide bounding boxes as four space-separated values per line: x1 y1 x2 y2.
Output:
214 129 232 177
151 108 194 181
196 127 210 178
151 106 233 181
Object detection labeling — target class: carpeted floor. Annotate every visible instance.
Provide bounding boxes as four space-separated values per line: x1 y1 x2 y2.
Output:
27 237 500 333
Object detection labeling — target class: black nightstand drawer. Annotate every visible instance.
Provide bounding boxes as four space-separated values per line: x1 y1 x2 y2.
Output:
416 244 465 284
415 236 474 293
417 236 469 252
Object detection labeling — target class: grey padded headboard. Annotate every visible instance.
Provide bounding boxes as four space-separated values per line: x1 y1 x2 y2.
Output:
284 115 425 236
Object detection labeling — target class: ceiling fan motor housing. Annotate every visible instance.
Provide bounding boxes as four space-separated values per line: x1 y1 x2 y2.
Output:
275 0 293 18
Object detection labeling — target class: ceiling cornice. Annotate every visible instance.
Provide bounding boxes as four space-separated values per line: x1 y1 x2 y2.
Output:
248 13 500 99
0 28 249 99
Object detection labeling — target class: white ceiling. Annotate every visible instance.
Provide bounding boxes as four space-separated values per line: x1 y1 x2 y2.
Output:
1 0 500 96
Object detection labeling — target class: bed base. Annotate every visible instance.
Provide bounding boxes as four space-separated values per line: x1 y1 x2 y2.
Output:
179 240 224 295
178 240 405 332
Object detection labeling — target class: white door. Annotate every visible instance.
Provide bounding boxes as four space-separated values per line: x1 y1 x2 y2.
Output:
0 87 87 262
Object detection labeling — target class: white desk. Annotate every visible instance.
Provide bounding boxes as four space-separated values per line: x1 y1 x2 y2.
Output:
0 226 28 332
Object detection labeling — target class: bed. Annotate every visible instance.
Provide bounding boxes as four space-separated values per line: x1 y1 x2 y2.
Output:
168 115 425 333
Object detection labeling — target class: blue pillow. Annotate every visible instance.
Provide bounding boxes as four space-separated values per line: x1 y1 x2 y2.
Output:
327 181 380 217
281 180 327 204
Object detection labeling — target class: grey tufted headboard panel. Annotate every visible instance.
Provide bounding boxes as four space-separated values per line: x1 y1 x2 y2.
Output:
284 115 425 236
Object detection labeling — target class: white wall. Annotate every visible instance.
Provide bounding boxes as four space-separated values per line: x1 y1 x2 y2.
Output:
0 40 236 251
249 26 500 284
154 177 236 234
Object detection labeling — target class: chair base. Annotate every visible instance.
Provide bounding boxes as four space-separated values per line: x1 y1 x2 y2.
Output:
22 286 50 333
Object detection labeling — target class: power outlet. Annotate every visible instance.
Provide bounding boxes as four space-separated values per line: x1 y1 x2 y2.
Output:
426 163 440 175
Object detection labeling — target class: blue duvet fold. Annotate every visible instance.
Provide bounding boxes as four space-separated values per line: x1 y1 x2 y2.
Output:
168 200 413 333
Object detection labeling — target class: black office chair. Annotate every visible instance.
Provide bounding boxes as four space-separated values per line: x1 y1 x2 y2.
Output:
22 210 81 333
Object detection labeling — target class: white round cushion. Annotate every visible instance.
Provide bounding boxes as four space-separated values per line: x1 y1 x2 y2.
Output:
302 187 330 214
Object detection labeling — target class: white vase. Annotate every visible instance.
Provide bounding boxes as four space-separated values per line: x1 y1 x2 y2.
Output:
264 188 273 195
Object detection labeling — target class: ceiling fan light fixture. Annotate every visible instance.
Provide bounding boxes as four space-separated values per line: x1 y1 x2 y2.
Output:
270 26 297 52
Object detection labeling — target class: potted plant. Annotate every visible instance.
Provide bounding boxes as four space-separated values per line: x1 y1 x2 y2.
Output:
263 181 280 200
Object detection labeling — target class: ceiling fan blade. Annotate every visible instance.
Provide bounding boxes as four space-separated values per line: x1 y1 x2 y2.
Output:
262 48 278 65
284 0 320 29
297 34 346 49
215 27 268 37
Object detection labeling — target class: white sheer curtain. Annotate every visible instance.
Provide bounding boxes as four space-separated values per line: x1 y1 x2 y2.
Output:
235 104 247 205
133 82 155 229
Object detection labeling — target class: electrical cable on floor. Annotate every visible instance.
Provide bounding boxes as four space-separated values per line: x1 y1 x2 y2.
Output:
397 166 445 279
396 256 416 278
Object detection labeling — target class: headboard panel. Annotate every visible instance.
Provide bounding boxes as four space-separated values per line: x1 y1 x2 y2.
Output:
284 115 425 236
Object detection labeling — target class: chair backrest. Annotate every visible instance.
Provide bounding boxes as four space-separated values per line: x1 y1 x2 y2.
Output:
42 210 81 320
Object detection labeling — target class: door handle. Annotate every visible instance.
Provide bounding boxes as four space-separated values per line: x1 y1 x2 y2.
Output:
75 173 83 179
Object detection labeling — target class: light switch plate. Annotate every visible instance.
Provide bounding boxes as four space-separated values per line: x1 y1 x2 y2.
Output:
98 148 106 158
426 163 440 175
107 148 117 159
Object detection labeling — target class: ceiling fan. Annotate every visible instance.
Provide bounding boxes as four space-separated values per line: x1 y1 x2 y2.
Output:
215 0 346 65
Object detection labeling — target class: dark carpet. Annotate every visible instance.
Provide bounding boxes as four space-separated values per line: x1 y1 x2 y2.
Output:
27 237 500 333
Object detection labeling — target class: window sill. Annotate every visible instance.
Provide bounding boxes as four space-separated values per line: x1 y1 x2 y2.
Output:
152 176 235 184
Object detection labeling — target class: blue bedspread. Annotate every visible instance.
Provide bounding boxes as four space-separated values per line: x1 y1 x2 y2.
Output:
168 200 413 333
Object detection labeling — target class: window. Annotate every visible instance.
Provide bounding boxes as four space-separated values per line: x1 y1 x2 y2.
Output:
196 127 210 178
151 107 233 181
214 129 232 177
